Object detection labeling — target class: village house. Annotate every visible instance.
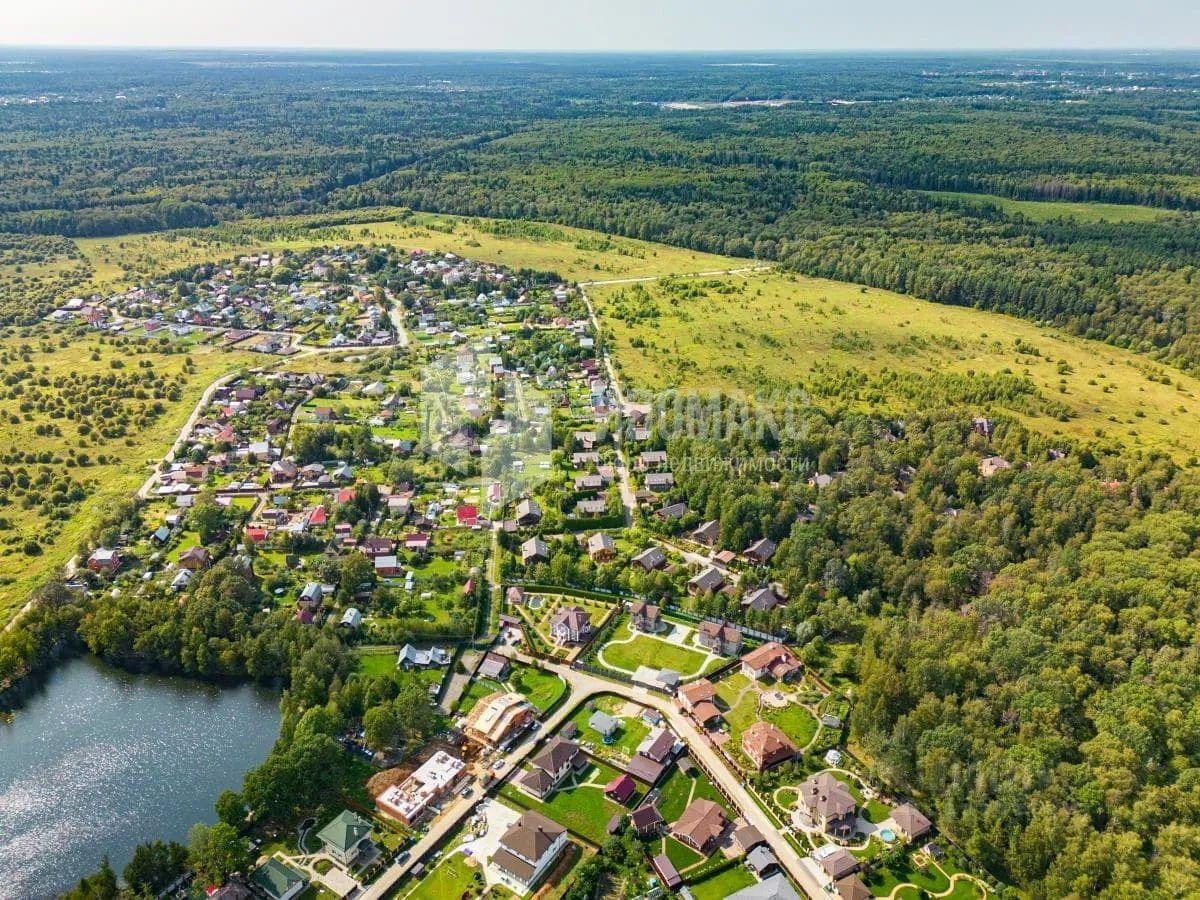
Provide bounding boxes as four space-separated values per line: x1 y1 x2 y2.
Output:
521 536 550 565
644 472 675 492
631 546 666 572
671 798 729 855
314 810 375 867
605 773 637 805
249 858 308 900
688 566 726 596
177 545 212 571
691 519 720 546
654 501 689 521
87 547 122 574
629 804 665 837
742 721 798 771
800 772 858 839
515 497 542 526
743 537 777 565
478 651 511 680
490 811 569 893
586 532 616 561
979 455 1012 477
549 606 592 644
630 601 664 633
519 736 585 799
636 450 668 471
740 642 802 681
890 803 933 843
697 620 743 656
742 585 783 613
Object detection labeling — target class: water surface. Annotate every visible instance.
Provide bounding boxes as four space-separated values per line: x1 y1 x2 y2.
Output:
0 656 280 899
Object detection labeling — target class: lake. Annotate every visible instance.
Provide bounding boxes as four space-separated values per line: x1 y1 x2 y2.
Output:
0 656 280 899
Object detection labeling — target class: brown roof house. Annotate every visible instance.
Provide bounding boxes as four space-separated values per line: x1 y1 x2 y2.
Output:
891 803 933 843
671 798 729 854
818 847 861 881
519 736 585 799
743 538 777 565
800 772 858 839
549 606 592 644
630 601 664 633
177 545 213 572
691 519 720 546
677 679 716 712
740 642 802 682
742 721 798 771
490 811 569 893
697 621 743 656
688 566 726 596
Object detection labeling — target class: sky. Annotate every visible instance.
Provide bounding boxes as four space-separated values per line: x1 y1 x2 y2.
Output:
5 0 1200 52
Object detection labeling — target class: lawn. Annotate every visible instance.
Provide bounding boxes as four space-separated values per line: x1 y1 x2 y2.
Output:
500 761 625 845
660 834 706 872
403 849 481 900
687 864 756 900
656 761 731 822
599 628 711 677
765 703 818 748
569 694 651 759
593 268 1200 461
511 664 567 713
355 648 400 679
868 855 953 895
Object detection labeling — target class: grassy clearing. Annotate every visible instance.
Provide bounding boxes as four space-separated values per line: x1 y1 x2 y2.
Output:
919 190 1178 223
76 210 747 294
511 664 567 713
0 333 252 621
594 269 1200 459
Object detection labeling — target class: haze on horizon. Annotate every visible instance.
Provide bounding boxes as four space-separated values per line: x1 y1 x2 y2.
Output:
5 0 1200 53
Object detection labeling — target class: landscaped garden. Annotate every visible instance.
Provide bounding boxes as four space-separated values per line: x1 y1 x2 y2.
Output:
568 694 651 760
655 760 732 822
498 760 626 845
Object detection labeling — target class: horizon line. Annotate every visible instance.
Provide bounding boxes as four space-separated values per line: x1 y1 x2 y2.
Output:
1 43 1199 55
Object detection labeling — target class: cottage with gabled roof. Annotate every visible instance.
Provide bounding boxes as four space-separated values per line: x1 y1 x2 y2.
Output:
549 605 592 644
742 721 798 771
490 811 568 892
314 810 374 866
696 620 743 656
671 798 728 854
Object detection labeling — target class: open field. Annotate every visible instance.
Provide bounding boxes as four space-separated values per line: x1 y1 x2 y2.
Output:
75 210 749 293
593 269 1200 459
919 190 1180 224
0 332 253 621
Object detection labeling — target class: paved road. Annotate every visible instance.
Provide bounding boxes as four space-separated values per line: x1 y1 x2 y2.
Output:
518 655 819 898
359 666 600 900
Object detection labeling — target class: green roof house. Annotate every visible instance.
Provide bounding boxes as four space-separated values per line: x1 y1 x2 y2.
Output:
316 809 375 866
249 857 308 900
